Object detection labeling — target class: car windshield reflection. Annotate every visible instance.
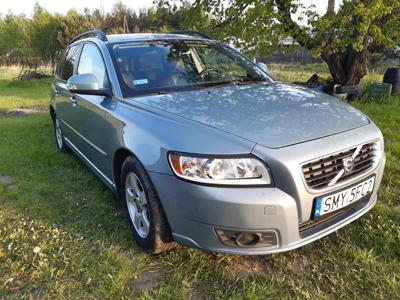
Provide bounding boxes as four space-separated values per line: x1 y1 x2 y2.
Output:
108 40 270 97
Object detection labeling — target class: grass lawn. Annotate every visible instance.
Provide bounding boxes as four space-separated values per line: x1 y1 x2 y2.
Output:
0 66 399 299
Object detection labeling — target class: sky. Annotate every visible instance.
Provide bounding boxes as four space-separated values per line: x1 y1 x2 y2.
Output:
0 0 342 17
0 0 154 16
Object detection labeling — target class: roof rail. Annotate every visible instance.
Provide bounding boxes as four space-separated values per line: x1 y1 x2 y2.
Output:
169 30 212 40
70 29 108 44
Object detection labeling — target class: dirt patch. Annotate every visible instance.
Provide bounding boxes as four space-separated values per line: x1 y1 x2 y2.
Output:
0 175 12 185
5 184 16 191
134 269 164 294
0 175 15 190
288 255 311 273
1 107 46 116
224 254 311 279
225 256 282 279
231 257 265 278
16 70 51 80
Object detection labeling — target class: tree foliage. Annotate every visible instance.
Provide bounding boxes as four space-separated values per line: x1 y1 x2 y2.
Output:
0 14 28 65
0 0 398 85
0 4 61 70
160 0 400 85
0 1 189 71
57 9 93 48
28 4 60 69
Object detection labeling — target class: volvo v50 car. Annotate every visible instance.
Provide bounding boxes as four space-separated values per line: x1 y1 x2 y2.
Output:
50 30 386 254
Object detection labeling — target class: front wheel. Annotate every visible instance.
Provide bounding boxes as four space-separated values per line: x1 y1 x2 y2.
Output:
121 156 175 253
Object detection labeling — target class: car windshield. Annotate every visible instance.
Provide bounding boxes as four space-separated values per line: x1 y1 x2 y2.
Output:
108 40 270 97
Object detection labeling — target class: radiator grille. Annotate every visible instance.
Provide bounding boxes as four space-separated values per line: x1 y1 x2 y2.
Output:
302 142 379 189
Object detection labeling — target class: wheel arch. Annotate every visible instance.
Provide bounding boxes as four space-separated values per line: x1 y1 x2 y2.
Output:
113 147 135 195
113 147 175 242
49 104 56 120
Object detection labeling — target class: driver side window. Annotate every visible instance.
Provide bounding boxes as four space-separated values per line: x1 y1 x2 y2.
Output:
77 43 109 89
196 47 246 78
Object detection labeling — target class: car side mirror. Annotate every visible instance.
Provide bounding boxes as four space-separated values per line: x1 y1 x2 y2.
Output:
67 73 111 96
256 61 268 73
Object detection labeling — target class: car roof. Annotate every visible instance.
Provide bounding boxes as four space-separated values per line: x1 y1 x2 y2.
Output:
68 32 214 47
105 33 209 43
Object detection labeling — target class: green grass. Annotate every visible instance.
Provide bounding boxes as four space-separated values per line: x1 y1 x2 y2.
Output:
0 67 52 113
0 66 399 299
268 63 384 90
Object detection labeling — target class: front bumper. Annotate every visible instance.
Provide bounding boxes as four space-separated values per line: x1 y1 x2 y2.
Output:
149 124 386 254
149 154 384 254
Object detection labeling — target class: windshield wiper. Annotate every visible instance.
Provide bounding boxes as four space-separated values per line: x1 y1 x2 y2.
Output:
230 78 267 85
196 80 236 88
197 78 265 88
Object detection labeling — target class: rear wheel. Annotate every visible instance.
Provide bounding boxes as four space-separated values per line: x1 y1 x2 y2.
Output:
121 156 175 253
53 117 69 153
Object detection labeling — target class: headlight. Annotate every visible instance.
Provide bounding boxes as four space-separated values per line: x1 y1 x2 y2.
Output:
168 153 272 185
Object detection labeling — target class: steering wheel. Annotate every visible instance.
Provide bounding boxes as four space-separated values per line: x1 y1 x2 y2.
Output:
199 68 221 80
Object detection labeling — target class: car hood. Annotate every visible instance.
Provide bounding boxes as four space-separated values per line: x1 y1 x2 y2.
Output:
134 82 370 148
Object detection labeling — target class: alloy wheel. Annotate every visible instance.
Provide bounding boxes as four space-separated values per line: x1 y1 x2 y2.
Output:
125 172 150 238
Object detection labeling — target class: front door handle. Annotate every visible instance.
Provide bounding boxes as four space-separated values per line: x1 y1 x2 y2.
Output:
70 95 77 105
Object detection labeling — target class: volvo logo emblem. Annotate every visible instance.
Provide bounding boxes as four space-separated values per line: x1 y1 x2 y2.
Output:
342 157 355 173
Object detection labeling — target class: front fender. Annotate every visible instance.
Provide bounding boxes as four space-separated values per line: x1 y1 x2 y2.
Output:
104 98 256 176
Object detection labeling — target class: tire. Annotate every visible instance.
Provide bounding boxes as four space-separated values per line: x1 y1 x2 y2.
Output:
121 156 175 253
53 117 69 153
336 84 363 100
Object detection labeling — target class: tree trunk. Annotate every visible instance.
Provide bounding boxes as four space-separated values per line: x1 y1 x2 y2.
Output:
327 0 335 13
322 46 368 86
275 0 371 86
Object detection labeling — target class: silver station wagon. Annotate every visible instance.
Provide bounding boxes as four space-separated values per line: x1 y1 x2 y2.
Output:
50 30 386 254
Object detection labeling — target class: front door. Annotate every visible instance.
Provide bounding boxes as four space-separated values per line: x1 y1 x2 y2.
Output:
54 42 113 181
66 42 112 176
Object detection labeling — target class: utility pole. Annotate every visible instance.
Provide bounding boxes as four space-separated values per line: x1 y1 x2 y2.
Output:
327 0 335 13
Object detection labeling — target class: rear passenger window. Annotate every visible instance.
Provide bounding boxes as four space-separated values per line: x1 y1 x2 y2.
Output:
77 43 109 89
61 45 80 81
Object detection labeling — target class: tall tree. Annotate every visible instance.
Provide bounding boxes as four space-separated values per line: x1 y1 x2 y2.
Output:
327 0 336 13
162 0 400 86
0 14 28 65
57 9 93 48
106 1 136 33
28 3 60 70
0 1 201 72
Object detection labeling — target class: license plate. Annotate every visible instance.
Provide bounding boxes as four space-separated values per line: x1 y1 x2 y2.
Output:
314 176 375 218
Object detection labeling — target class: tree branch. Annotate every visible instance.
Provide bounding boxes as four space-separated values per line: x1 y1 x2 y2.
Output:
275 0 317 50
212 2 249 29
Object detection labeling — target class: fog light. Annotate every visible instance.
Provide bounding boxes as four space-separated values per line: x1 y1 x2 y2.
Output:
235 232 260 246
215 229 277 248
